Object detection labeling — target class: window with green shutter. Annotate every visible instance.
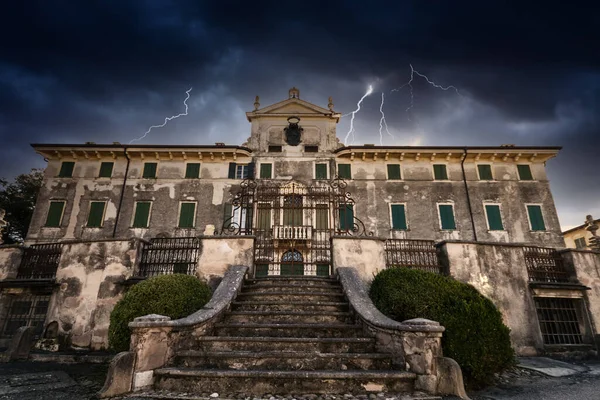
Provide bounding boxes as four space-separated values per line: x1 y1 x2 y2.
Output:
178 203 196 228
45 201 65 227
132 202 151 228
316 264 330 277
58 162 75 177
517 165 533 180
315 163 327 180
256 207 271 230
478 164 493 180
574 237 587 249
255 264 269 277
185 163 200 179
260 163 272 179
527 205 546 231
485 204 504 230
391 204 407 230
338 204 354 230
433 164 448 180
87 201 106 227
98 162 114 178
142 163 157 178
316 205 329 230
338 164 351 179
223 203 233 228
387 164 401 180
438 204 456 230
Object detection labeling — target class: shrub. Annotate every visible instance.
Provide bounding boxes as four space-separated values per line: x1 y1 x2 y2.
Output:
369 268 515 387
108 274 211 352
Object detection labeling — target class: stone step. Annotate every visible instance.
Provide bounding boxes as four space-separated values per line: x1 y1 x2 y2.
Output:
175 351 395 370
231 301 349 313
213 323 367 338
245 277 340 287
241 284 344 295
243 281 342 291
223 311 354 324
236 292 346 303
154 368 416 395
194 336 377 353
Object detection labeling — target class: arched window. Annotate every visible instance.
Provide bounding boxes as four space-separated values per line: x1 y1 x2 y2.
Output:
281 249 303 263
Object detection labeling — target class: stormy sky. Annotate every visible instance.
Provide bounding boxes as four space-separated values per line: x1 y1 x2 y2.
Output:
0 1 598 229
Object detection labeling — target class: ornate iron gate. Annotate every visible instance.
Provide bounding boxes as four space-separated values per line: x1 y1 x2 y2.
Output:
222 177 370 277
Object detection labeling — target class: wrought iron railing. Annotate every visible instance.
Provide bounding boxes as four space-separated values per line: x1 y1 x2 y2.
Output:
16 243 62 280
1 294 50 338
137 237 200 278
534 297 585 345
384 239 443 274
524 246 570 283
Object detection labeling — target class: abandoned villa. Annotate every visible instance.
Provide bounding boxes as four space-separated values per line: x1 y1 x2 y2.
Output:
1 87 599 395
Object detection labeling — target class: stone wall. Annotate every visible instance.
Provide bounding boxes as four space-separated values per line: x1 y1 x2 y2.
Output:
331 236 386 282
196 236 254 289
0 245 23 280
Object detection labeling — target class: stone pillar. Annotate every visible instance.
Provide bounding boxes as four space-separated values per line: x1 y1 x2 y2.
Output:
331 236 386 281
401 318 443 393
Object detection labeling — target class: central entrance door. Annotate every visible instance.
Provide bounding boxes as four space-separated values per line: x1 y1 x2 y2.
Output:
280 249 304 276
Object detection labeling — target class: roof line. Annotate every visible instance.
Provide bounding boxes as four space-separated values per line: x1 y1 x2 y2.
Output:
562 219 600 235
334 145 562 153
31 143 253 152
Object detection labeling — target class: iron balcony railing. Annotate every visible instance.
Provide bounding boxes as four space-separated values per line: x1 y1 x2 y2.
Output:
137 237 201 278
384 239 443 274
16 243 62 280
524 246 570 283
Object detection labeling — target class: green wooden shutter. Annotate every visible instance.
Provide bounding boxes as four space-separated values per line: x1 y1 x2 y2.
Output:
223 203 233 228
178 203 196 228
58 162 75 177
391 204 407 230
527 205 546 231
338 164 351 179
247 162 255 179
315 164 327 179
228 163 237 179
142 163 157 178
517 165 533 180
339 204 354 230
133 202 151 228
478 165 493 180
87 201 105 227
485 205 504 230
185 163 200 178
316 264 330 277
439 205 456 230
45 201 65 227
316 206 329 230
260 164 272 179
433 164 448 180
257 207 271 230
255 264 269 277
99 162 114 178
387 164 401 180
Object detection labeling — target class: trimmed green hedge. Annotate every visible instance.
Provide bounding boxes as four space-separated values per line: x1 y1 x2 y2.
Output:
108 274 211 352
369 268 515 387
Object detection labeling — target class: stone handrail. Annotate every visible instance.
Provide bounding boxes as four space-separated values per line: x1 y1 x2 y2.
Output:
129 265 248 329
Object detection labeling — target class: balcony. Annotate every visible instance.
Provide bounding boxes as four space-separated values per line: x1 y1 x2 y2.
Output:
273 225 313 241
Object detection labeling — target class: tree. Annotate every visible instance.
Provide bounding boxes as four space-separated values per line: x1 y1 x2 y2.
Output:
0 169 44 244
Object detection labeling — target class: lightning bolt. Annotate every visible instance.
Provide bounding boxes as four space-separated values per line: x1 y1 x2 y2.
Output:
344 85 373 145
378 92 394 145
129 87 193 144
392 64 461 120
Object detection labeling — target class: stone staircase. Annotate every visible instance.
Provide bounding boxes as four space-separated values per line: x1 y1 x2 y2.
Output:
152 276 417 395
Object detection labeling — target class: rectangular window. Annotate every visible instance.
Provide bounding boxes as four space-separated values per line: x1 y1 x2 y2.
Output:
527 205 546 231
315 163 328 180
58 161 75 177
45 201 65 227
256 206 272 230
305 145 319 152
433 164 448 180
438 204 456 230
387 164 401 180
574 237 587 249
132 202 151 228
255 264 269 277
316 264 330 276
86 201 106 228
98 162 114 178
338 204 354 230
517 164 534 181
185 163 201 179
484 204 504 231
142 163 157 178
316 204 329 230
338 164 352 179
390 204 408 230
477 164 493 181
236 165 249 179
268 145 282 152
178 202 196 228
260 163 272 179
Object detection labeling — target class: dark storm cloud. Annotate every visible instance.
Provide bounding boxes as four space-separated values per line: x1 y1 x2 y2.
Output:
0 0 598 228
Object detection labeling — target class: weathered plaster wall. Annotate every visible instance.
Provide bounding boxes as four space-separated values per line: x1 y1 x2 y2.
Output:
45 239 141 350
196 237 254 288
438 241 543 355
0 245 23 280
564 225 597 250
331 237 386 282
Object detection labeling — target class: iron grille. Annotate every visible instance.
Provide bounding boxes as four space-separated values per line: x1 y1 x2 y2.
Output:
16 243 62 280
535 297 585 345
2 294 50 339
137 237 200 278
384 239 443 274
524 246 570 283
